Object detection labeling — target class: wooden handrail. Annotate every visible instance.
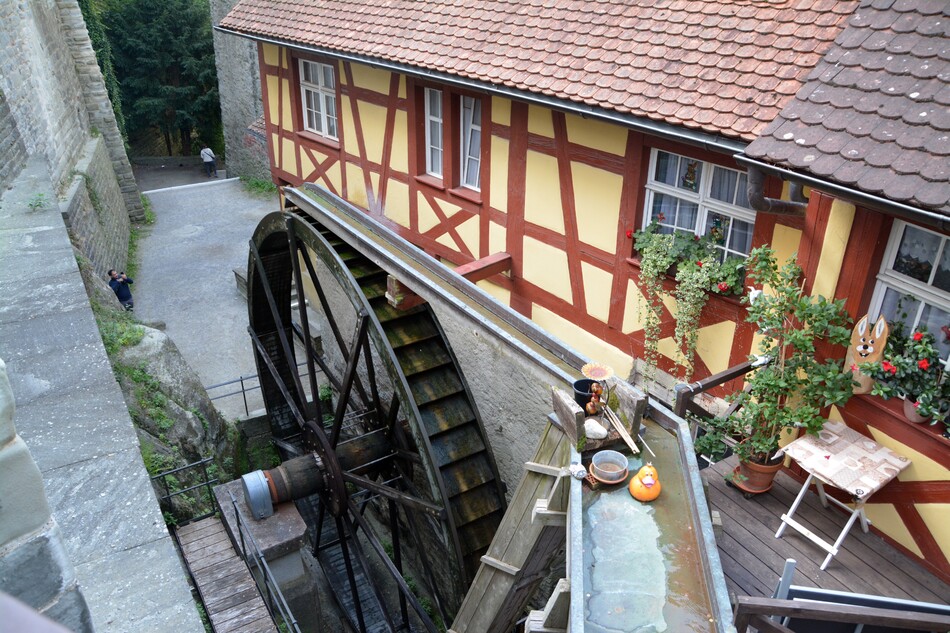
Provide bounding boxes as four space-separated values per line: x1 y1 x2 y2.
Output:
733 595 950 633
673 357 768 419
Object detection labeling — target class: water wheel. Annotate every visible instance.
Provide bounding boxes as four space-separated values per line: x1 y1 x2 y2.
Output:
246 208 507 632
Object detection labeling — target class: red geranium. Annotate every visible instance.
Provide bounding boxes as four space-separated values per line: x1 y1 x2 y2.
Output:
717 281 730 292
913 331 924 341
918 358 930 370
881 361 897 374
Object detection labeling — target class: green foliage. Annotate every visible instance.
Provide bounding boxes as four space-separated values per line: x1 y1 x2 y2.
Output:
139 440 177 475
103 0 220 155
78 0 126 139
92 298 145 355
634 222 746 381
694 246 854 464
126 224 141 278
240 176 278 196
141 194 156 224
27 193 48 211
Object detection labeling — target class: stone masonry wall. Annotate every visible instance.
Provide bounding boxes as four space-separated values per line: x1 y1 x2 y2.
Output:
56 0 144 222
0 359 93 632
62 137 130 274
210 0 271 181
0 91 28 192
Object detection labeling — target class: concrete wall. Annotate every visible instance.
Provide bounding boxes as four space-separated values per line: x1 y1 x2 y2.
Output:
0 91 28 191
61 137 131 274
210 0 270 181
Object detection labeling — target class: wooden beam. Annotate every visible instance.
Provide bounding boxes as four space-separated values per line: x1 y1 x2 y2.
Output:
385 275 426 310
552 387 583 446
453 252 512 283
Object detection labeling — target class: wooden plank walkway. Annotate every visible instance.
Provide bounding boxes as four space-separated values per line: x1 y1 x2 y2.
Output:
703 457 950 605
177 517 277 633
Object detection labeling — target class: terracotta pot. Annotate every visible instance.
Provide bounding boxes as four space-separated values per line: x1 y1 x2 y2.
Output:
903 398 930 424
731 458 782 496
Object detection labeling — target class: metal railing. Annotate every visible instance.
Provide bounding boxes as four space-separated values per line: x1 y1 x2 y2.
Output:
205 361 312 417
151 456 218 526
228 491 302 633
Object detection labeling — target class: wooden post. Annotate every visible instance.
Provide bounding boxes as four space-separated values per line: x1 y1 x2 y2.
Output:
551 387 584 449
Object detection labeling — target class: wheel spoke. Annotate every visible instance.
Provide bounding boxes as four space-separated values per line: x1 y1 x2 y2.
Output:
330 314 370 447
287 217 323 423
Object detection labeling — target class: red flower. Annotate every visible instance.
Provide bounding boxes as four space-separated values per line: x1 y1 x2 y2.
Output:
693 235 700 241
696 261 703 267
913 401 920 409
656 213 666 222
850 363 858 372
717 282 730 292
913 331 924 341
882 361 897 374
918 358 930 370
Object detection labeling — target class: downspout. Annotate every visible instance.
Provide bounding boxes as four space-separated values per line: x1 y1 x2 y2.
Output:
746 165 807 216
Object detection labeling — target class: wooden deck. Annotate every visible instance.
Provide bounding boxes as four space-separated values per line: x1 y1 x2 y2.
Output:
177 517 277 633
703 457 950 605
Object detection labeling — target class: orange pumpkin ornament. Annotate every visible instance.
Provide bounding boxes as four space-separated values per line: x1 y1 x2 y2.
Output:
628 463 661 502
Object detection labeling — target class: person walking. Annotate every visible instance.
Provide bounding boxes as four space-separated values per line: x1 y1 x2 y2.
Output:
200 146 217 178
108 269 134 311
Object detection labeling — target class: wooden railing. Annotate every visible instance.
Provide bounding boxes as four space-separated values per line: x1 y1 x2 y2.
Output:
673 357 770 441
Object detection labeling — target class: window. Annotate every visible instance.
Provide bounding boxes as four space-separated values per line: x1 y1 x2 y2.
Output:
869 221 950 368
642 149 755 260
460 96 481 191
424 88 443 177
299 60 338 139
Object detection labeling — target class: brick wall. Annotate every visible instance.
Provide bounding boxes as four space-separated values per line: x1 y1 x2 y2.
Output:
0 90 28 192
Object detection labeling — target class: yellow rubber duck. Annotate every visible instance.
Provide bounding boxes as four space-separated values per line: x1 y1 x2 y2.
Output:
628 463 661 502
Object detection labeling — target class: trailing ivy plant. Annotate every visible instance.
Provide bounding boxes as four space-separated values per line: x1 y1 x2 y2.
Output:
635 221 746 382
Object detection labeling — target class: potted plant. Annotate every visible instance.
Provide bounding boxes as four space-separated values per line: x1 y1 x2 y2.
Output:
693 246 855 495
858 327 950 424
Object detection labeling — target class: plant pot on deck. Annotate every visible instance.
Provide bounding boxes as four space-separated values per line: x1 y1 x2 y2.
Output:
730 458 782 496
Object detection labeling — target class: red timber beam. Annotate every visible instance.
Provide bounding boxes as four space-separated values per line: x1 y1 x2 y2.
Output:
387 253 513 310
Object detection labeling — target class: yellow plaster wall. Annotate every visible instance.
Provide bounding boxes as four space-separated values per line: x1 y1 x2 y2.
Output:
398 75 406 99
489 220 506 256
384 179 410 228
349 64 392 94
523 237 572 303
477 278 511 305
369 172 380 201
492 97 511 127
281 137 297 177
657 336 680 364
533 304 634 378
864 504 924 558
770 224 802 273
262 43 280 67
417 194 441 233
572 162 622 254
281 79 292 132
528 105 554 138
341 96 357 158
917 504 950 561
454 215 481 257
867 428 950 482
346 163 368 209
695 320 737 376
565 114 628 156
391 111 408 174
581 262 613 323
266 75 279 125
812 199 856 299
621 279 646 334
270 132 279 168
490 136 509 213
300 151 315 181
324 162 342 193
524 151 564 232
358 101 389 165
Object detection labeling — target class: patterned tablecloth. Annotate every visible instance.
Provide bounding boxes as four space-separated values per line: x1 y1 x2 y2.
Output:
778 420 910 501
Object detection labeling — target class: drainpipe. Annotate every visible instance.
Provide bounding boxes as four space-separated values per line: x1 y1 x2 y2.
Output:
746 165 807 216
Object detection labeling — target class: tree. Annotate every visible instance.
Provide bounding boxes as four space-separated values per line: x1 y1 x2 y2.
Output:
78 0 127 139
103 0 220 156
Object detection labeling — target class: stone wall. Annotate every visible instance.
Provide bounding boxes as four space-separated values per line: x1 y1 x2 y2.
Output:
210 0 271 181
0 359 93 632
0 91 28 192
61 137 131 274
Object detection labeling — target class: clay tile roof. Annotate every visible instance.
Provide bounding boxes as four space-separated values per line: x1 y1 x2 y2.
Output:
219 0 858 144
746 1 950 216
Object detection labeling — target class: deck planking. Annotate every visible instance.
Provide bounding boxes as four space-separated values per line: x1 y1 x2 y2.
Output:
703 456 950 606
177 517 277 633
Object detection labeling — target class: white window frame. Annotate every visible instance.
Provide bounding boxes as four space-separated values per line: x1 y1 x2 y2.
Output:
460 95 481 191
641 149 755 260
424 88 443 178
299 60 338 140
868 220 950 370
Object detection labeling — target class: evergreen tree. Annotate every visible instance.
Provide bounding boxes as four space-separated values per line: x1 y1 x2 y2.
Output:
104 0 220 156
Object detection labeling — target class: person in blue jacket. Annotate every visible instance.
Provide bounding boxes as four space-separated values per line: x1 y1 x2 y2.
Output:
108 269 134 311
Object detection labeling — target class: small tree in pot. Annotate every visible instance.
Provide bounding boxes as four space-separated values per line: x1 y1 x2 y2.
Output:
694 246 856 494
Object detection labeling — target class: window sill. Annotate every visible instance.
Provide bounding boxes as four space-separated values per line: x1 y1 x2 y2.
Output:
414 174 445 191
448 186 482 205
297 130 340 151
625 255 746 306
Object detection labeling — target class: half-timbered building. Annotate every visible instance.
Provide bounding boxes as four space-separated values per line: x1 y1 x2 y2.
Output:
217 0 950 583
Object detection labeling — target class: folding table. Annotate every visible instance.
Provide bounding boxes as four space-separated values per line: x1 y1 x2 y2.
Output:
774 420 911 571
